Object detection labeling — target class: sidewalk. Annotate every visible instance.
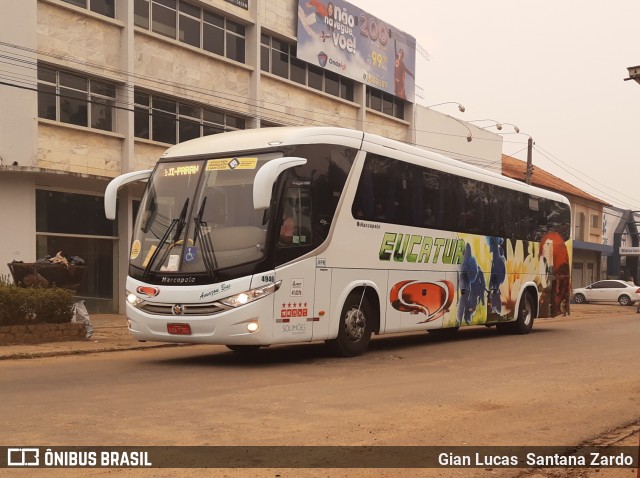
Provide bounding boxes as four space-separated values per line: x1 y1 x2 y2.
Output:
0 314 178 360
0 303 635 360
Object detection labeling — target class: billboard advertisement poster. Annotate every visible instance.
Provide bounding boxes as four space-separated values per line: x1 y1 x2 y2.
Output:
296 0 416 103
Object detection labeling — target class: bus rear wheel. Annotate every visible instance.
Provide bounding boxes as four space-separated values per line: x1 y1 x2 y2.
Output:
497 292 535 335
327 292 373 357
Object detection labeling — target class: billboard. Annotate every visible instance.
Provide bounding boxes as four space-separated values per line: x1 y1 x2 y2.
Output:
296 0 416 103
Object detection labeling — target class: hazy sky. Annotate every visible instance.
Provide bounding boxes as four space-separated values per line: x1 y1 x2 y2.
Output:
348 0 640 210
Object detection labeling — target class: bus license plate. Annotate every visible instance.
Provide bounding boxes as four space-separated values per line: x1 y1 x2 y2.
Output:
167 323 192 335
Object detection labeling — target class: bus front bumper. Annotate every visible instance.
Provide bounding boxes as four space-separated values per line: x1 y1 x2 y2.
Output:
125 299 273 345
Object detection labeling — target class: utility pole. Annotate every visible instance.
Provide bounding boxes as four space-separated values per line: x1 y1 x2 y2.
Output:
525 136 533 185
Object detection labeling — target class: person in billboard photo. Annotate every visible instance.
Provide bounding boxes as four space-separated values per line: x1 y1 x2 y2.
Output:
299 0 333 39
391 30 414 99
306 0 329 23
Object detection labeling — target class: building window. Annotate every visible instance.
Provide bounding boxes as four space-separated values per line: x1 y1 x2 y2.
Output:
37 64 116 132
366 86 406 120
575 212 586 241
61 0 115 18
134 89 246 144
260 34 354 102
36 190 118 313
134 0 246 63
591 214 600 229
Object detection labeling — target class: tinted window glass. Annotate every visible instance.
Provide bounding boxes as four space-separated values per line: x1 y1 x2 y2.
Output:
38 84 57 120
275 144 357 265
179 14 200 47
36 190 117 236
134 0 150 28
152 1 176 38
203 22 224 56
226 32 245 62
353 154 571 241
91 0 115 17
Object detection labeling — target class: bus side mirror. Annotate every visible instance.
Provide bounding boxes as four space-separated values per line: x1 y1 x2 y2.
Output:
104 169 153 219
253 157 307 209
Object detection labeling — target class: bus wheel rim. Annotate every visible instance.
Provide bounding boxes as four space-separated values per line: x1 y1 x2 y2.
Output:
344 308 365 342
522 299 532 325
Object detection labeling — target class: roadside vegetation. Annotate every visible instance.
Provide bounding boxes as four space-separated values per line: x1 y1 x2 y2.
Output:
0 275 74 326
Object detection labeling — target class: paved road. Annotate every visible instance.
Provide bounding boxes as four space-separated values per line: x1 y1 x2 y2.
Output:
1 308 639 478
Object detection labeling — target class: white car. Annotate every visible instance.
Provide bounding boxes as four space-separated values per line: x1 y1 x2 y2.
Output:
572 280 640 306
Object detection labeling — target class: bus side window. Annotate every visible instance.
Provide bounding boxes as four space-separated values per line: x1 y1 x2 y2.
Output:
279 187 312 247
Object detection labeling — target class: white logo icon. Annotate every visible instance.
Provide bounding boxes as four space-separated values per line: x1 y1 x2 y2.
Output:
8 448 40 466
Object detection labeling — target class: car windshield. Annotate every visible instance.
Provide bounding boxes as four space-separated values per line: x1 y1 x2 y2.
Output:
130 154 278 276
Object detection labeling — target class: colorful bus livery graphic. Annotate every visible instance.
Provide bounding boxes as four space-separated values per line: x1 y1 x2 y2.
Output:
390 280 454 323
378 233 465 264
385 232 571 329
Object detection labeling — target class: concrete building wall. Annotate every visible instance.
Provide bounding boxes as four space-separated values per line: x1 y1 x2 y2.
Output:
0 0 38 168
134 33 253 116
38 1 124 82
364 110 409 142
260 0 297 36
0 175 37 266
201 0 254 23
572 202 603 243
260 75 358 127
414 106 503 174
38 122 124 176
133 142 167 171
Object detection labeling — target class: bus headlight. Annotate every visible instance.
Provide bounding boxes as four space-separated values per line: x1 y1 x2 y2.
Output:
126 290 144 307
220 281 281 308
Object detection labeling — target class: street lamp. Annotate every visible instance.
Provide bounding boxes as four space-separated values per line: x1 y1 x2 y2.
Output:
445 115 473 142
468 119 504 130
469 120 521 133
625 65 640 85
426 102 466 113
425 102 472 142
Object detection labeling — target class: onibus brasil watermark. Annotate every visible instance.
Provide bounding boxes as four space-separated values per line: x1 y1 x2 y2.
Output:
2 446 639 469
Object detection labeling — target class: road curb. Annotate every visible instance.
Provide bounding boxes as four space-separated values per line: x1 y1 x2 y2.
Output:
0 343 183 361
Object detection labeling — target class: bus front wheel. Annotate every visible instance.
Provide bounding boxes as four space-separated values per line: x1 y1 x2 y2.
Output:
328 292 373 357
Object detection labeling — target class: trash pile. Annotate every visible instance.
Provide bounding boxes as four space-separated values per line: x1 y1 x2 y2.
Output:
36 251 85 268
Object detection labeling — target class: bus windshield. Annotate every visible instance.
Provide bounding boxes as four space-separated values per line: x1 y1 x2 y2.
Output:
130 154 277 276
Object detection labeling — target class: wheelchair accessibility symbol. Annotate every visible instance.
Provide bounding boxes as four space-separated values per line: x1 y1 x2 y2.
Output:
184 247 197 263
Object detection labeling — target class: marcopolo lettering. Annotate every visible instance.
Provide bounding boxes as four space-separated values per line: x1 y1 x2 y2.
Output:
379 232 465 265
161 276 197 284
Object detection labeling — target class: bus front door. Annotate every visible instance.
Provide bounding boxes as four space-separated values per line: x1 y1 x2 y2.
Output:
272 258 316 344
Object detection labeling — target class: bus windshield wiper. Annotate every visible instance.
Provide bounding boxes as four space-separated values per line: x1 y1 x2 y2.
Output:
172 198 189 242
143 198 189 277
193 196 218 275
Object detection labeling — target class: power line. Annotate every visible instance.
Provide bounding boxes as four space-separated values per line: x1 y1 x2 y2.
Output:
532 146 639 210
534 144 640 207
1 39 635 211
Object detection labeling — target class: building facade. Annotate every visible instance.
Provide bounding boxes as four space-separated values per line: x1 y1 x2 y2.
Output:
1 0 502 312
502 154 611 288
602 207 640 282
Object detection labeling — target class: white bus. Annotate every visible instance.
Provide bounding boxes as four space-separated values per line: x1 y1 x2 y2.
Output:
105 127 572 356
